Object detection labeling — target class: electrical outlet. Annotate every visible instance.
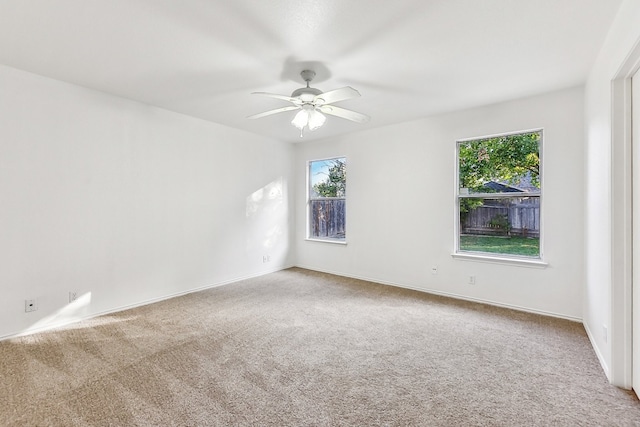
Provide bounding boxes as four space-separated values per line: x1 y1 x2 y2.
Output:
468 275 476 285
69 291 79 303
263 255 271 263
25 299 38 313
431 266 438 275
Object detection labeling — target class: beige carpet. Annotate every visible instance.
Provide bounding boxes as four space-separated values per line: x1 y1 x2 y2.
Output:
1 267 639 426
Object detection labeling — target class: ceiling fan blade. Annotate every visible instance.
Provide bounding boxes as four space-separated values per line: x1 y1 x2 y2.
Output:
317 105 370 123
314 87 361 105
251 92 300 104
247 105 300 119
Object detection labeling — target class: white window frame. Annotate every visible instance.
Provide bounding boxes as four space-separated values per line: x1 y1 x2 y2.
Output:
453 129 546 267
306 156 347 244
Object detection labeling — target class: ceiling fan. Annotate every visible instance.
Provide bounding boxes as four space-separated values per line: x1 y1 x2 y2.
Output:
248 70 370 137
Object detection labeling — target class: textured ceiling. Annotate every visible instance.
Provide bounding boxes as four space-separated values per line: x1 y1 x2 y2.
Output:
0 0 622 143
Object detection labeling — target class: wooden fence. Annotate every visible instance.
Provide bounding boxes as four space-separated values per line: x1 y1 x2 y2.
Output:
310 199 345 239
462 202 539 238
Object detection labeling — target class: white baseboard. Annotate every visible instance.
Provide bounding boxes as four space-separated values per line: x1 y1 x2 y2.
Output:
583 321 611 381
294 264 582 323
1 264 295 342
3 263 584 342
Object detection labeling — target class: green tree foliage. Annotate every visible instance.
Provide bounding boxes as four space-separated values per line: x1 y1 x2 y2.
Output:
313 159 346 197
458 132 540 216
459 132 540 192
488 213 511 235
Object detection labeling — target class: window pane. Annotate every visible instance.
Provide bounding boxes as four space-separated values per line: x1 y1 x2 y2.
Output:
459 132 540 195
309 199 346 239
310 158 346 198
309 157 346 241
459 197 540 257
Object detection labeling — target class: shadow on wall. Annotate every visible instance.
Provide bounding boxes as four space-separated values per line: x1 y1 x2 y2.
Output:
245 177 289 264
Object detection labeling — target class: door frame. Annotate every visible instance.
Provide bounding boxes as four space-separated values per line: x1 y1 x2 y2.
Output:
611 40 640 389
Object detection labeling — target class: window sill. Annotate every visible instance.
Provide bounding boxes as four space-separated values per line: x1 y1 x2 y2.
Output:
305 238 348 245
451 252 548 268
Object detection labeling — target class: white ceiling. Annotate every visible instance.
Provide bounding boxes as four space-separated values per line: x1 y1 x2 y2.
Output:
0 0 622 143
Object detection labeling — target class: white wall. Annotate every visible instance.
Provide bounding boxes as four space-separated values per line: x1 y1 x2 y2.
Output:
295 86 585 320
0 65 295 339
583 0 640 385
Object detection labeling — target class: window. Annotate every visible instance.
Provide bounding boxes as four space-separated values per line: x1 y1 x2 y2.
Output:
456 130 541 259
308 157 346 242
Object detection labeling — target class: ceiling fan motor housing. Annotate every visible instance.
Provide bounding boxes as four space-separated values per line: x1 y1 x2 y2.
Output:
291 70 322 102
291 86 322 101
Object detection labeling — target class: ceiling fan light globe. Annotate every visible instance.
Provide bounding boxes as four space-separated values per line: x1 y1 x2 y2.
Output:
291 110 309 130
308 110 326 131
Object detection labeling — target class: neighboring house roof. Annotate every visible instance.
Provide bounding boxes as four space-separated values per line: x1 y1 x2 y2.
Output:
484 173 539 193
484 181 524 193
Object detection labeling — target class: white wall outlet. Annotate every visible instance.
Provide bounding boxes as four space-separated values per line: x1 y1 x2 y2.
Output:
69 291 79 303
25 299 38 312
262 255 271 263
468 275 476 285
431 266 438 275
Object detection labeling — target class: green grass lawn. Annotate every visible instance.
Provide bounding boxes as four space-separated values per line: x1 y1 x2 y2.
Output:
460 235 539 257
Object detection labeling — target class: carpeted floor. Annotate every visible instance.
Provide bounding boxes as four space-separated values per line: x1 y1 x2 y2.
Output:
1 267 639 426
